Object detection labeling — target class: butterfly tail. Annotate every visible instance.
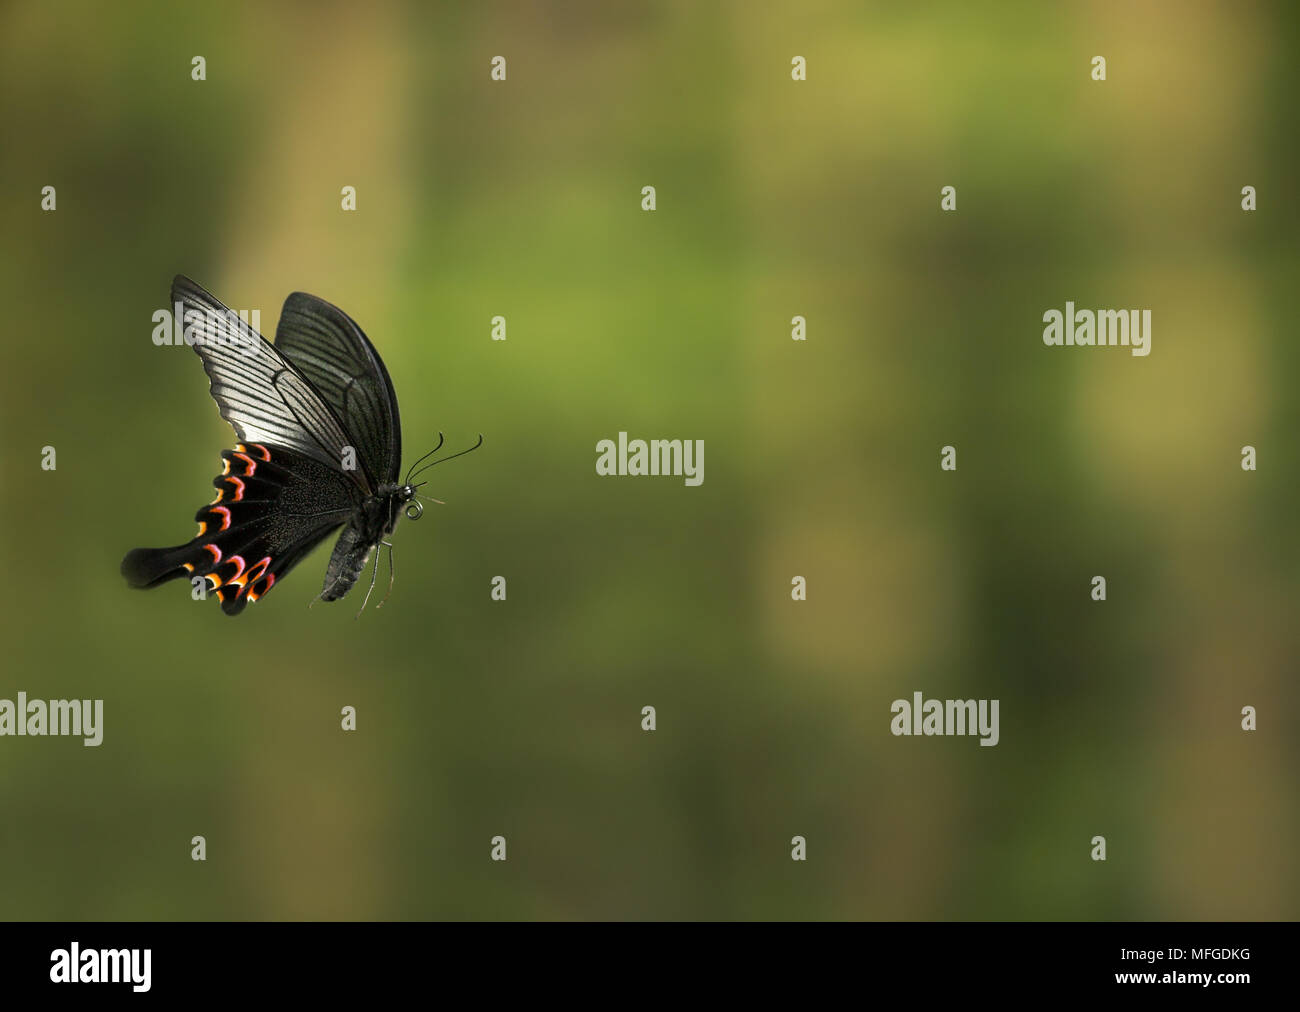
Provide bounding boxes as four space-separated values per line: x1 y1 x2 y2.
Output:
121 544 196 589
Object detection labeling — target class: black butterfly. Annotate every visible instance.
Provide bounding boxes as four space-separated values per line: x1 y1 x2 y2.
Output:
122 275 480 616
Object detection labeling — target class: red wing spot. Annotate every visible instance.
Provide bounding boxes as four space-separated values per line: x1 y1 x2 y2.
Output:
245 556 272 584
225 555 247 584
248 443 271 461
245 559 274 598
233 452 257 476
210 506 231 531
230 555 267 599
247 567 276 602
225 475 246 501
203 544 222 565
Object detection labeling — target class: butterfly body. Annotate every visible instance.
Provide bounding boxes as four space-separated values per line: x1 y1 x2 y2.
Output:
122 275 448 617
319 483 417 601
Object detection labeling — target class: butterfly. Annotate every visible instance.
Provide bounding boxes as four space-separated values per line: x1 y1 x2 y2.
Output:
122 275 480 616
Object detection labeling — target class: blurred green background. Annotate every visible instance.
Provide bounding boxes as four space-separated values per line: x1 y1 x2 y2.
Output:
1 0 1297 920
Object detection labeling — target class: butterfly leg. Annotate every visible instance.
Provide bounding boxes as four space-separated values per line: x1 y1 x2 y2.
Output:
355 546 382 619
376 541 396 609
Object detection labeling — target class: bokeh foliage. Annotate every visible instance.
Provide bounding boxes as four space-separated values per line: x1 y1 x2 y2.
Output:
1 0 1296 919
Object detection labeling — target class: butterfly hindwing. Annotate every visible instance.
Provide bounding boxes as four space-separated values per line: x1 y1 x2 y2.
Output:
121 443 358 616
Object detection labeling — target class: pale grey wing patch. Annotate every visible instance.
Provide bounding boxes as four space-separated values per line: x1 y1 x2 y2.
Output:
270 368 367 489
171 275 369 492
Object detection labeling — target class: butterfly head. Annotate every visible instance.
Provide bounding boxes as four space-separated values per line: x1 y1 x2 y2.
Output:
398 484 423 521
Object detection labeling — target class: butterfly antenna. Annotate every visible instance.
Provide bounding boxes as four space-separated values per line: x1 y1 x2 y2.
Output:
403 433 445 484
407 433 484 482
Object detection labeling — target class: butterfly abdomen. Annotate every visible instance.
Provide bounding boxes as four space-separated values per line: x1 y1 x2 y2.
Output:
320 522 375 601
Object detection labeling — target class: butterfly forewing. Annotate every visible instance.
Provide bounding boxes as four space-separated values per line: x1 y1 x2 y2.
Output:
171 275 369 492
274 292 402 486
